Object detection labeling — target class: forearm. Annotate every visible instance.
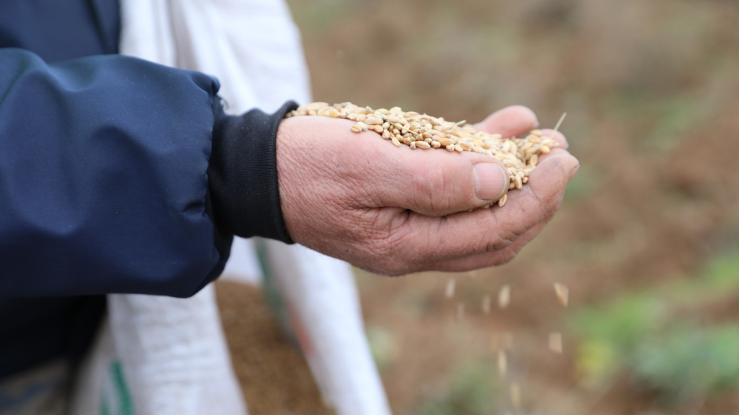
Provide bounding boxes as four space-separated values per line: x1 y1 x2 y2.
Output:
0 49 242 297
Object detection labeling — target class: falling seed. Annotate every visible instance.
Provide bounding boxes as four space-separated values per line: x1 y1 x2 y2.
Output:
497 350 507 377
549 332 563 353
498 285 511 309
554 283 569 307
445 279 456 298
456 303 465 320
510 383 522 408
482 295 491 314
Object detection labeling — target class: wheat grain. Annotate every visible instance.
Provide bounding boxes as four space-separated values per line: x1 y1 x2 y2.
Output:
548 332 563 353
415 141 431 149
445 279 456 298
497 350 507 377
553 283 569 307
498 285 511 309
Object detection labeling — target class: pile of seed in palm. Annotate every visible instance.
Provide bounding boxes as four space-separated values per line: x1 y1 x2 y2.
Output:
286 102 562 207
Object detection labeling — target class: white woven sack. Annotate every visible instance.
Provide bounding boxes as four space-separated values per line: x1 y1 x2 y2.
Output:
71 0 392 414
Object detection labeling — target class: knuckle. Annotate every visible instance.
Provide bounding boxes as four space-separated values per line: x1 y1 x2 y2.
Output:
410 166 453 212
483 221 526 253
485 230 517 252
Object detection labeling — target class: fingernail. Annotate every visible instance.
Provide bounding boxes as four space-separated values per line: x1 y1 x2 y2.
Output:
570 164 580 180
567 156 580 180
474 163 508 201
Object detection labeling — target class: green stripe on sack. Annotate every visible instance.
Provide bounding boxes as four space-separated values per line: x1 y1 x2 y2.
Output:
110 361 134 415
100 396 110 415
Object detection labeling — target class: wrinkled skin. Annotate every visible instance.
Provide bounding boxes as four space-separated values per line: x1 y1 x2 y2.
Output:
276 106 579 275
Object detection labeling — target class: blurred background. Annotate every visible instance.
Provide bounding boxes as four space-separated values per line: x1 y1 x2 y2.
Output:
218 0 739 413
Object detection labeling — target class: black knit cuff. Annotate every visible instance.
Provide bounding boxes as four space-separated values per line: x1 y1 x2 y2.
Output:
208 99 298 243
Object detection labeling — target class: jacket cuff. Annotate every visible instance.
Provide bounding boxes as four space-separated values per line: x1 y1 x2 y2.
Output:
208 99 298 243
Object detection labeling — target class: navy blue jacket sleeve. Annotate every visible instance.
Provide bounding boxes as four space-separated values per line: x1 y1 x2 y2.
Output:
0 48 231 298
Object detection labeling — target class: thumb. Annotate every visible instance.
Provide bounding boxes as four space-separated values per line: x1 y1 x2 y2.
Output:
369 144 509 216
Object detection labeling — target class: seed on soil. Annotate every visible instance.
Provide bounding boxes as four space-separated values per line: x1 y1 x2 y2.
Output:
498 285 511 309
554 283 569 307
286 102 563 207
548 332 563 353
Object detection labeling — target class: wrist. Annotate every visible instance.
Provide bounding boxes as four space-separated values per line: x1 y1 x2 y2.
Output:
207 98 298 243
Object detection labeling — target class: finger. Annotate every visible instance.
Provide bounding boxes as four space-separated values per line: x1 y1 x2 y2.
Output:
393 153 579 266
428 213 552 272
538 129 568 149
529 130 569 165
294 116 511 216
431 137 572 272
374 109 559 216
474 105 539 138
365 138 511 216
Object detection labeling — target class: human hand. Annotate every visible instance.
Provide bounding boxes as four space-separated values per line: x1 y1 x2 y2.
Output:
276 106 579 275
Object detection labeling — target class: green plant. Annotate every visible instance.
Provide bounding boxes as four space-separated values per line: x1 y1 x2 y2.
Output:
366 325 397 371
416 362 503 415
570 251 739 406
632 325 739 405
571 294 666 354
